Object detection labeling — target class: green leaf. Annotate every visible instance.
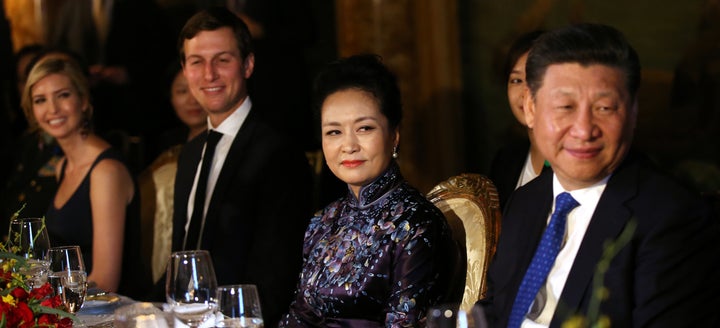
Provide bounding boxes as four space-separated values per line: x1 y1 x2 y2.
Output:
34 305 79 321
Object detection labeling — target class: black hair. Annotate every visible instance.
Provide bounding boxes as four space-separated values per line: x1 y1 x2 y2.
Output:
526 23 641 98
503 30 545 84
163 60 183 99
313 54 402 130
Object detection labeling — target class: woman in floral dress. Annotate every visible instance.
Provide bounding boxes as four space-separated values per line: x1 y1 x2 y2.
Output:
279 54 461 327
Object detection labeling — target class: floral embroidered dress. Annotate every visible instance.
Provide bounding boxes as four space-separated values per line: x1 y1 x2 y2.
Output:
280 163 459 327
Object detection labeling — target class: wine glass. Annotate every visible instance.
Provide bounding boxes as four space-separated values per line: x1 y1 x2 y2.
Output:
47 246 88 313
215 284 264 327
8 217 52 288
166 250 218 327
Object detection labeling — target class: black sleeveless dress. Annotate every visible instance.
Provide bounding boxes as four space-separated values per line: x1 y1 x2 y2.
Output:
46 148 149 297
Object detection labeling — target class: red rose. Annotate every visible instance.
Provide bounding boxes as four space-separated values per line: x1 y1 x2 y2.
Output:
58 316 74 328
0 299 10 312
8 301 34 328
30 282 54 299
38 313 58 325
0 270 11 282
10 286 29 301
40 295 63 308
38 312 72 327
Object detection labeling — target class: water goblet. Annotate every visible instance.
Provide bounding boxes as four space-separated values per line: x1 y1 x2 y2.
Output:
215 284 264 328
8 217 52 288
47 245 87 313
166 250 218 327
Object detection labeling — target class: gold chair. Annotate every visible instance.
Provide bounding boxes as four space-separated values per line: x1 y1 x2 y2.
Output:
427 173 501 313
138 145 182 284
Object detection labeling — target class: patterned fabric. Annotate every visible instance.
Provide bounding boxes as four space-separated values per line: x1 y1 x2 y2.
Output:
280 162 458 327
507 192 579 328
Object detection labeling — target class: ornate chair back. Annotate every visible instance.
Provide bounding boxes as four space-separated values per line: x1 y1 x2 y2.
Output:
426 173 501 312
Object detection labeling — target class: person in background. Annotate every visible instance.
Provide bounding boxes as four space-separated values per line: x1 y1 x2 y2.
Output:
22 55 149 297
170 8 313 326
156 61 208 154
0 45 62 232
0 0 14 194
489 30 545 211
138 61 207 285
279 54 461 327
47 0 177 172
480 23 720 327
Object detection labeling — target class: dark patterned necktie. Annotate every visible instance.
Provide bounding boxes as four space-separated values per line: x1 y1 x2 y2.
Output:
183 130 223 250
507 192 579 328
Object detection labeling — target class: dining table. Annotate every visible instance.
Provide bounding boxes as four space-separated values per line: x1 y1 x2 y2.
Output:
75 292 135 327
75 293 206 328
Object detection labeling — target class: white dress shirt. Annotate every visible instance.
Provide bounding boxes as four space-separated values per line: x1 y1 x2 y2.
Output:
522 174 609 328
515 151 541 190
184 97 252 238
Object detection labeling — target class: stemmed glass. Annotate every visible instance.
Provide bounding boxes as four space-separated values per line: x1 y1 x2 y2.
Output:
166 250 218 327
8 217 52 288
47 246 88 314
215 284 264 327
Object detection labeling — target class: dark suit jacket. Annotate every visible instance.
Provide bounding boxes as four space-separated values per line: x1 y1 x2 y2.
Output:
172 108 313 327
482 152 720 327
489 139 530 211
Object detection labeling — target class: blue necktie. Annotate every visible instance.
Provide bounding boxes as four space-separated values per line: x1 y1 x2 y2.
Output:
507 192 579 328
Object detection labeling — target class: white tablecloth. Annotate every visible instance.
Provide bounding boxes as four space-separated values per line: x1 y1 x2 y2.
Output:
75 294 134 327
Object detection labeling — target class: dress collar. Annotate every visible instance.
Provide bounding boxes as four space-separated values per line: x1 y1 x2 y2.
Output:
348 162 403 208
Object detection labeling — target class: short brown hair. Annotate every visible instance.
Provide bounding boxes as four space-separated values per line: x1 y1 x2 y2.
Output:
177 7 254 63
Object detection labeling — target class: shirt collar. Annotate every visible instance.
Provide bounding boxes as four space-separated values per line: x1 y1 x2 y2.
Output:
552 174 610 208
207 96 252 137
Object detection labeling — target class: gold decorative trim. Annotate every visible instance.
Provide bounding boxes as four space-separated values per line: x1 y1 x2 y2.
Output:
427 173 501 312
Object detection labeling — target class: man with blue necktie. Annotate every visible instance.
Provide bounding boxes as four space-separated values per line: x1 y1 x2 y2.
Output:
480 23 720 328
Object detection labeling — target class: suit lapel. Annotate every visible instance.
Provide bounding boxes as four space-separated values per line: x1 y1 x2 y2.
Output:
517 171 555 270
172 134 206 249
553 160 639 325
199 109 260 249
493 169 554 321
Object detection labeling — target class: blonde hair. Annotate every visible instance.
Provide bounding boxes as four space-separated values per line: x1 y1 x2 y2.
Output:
21 54 93 132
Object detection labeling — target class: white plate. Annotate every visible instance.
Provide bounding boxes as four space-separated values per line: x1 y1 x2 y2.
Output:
83 294 120 308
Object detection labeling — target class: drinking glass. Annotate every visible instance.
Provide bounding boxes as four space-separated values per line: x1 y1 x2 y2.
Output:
215 284 264 328
47 246 87 313
166 250 218 327
8 217 52 288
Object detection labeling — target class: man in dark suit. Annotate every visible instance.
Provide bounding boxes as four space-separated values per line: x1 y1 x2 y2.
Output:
171 8 313 327
481 23 720 327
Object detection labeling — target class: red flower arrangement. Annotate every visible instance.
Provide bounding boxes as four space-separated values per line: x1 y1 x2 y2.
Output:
0 255 75 327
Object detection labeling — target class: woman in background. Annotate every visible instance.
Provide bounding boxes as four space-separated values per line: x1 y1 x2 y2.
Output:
138 61 207 284
22 55 147 296
489 30 546 210
280 54 460 327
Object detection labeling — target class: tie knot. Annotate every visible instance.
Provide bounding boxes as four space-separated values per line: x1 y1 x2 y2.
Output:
206 130 223 147
555 192 579 216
